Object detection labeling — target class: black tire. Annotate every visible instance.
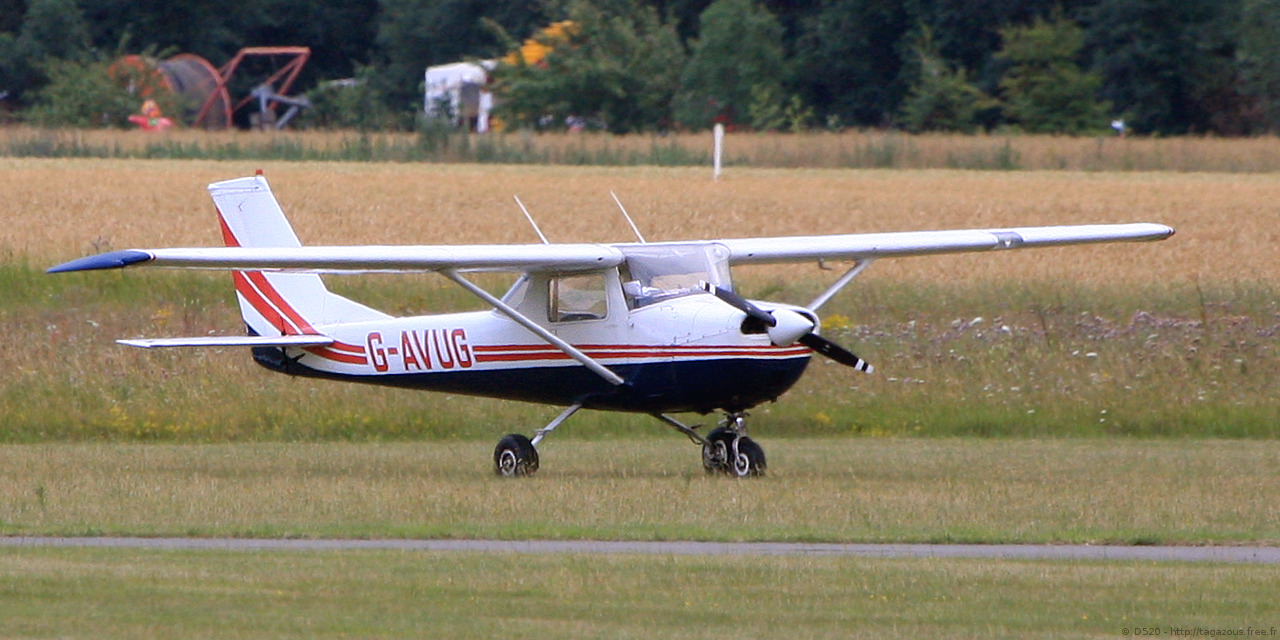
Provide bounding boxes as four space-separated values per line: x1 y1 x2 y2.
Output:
731 436 766 477
702 428 765 477
494 434 539 477
702 427 735 474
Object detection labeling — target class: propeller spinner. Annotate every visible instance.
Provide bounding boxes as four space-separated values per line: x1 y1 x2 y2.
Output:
701 283 873 373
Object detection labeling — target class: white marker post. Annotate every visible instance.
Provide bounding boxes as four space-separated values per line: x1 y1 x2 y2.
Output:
713 123 724 181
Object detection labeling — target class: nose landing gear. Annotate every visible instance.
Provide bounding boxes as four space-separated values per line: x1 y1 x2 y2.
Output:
699 413 767 477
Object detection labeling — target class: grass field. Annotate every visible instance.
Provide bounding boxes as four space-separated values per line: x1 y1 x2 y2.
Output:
2 158 1278 638
2 158 1277 440
1 439 1278 544
4 546 1278 639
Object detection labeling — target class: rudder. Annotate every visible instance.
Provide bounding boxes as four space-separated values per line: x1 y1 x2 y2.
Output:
209 174 387 336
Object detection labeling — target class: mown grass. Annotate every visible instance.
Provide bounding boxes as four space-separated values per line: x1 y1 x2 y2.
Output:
2 439 1277 544
8 126 1280 172
3 546 1278 639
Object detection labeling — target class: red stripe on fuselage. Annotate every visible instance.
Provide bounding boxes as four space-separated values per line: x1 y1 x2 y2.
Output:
304 346 368 364
328 341 366 355
471 344 810 364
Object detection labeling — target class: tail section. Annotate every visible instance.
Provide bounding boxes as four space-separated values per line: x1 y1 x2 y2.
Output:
209 174 388 337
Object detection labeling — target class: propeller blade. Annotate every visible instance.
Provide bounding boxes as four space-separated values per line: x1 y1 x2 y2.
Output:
701 282 775 326
702 282 873 373
798 333 874 373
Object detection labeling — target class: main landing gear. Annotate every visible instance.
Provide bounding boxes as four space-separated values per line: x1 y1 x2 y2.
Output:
493 407 766 477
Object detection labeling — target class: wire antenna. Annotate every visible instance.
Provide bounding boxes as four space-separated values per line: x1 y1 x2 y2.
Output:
610 191 646 243
513 195 549 244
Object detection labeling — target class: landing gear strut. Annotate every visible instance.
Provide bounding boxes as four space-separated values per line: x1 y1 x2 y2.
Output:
495 407 766 477
493 404 580 477
699 413 766 477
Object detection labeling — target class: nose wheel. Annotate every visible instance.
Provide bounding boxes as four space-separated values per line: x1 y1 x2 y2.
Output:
700 413 767 477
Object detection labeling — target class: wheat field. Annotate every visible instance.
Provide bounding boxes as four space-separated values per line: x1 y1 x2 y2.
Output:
0 157 1252 282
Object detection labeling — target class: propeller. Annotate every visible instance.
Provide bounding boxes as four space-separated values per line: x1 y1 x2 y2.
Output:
701 283 873 373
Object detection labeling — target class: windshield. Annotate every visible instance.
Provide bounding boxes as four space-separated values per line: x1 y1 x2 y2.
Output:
619 244 731 309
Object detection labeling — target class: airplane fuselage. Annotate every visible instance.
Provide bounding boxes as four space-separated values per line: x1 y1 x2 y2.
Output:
252 293 812 414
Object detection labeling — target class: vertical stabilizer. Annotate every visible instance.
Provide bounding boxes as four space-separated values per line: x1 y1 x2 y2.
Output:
209 174 387 336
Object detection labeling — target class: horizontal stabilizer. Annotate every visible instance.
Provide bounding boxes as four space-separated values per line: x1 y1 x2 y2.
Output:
117 335 334 349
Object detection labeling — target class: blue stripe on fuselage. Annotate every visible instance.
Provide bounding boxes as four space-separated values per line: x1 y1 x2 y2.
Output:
252 346 810 414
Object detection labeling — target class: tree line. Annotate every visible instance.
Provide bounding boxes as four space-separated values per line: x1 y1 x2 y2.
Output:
1 0 1278 135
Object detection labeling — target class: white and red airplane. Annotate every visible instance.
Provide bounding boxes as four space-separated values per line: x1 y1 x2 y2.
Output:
50 173 1173 476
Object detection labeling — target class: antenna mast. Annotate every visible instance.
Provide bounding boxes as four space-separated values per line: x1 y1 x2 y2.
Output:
513 196 549 244
610 191 646 243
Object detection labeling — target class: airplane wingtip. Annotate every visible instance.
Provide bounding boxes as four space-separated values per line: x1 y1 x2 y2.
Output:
47 250 154 274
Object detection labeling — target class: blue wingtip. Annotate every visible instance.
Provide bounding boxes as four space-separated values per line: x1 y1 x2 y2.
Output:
47 250 154 274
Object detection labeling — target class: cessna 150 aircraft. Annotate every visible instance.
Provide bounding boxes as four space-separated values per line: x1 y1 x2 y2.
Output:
49 173 1173 476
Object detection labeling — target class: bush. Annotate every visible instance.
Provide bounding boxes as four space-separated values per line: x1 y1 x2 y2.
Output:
25 56 180 128
303 67 410 131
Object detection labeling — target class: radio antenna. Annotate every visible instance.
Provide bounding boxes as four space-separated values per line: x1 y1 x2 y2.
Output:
610 191 646 243
513 195 549 244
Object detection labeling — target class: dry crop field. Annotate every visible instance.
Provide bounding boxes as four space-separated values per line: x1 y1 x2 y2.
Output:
2 158 1279 442
12 126 1280 172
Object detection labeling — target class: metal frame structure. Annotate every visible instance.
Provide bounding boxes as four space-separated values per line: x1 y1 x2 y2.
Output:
193 47 311 130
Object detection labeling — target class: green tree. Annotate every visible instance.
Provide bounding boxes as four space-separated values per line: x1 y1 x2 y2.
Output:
19 0 89 61
673 0 787 129
0 0 91 106
373 0 543 119
1238 0 1280 132
26 56 142 127
898 28 993 133
796 0 912 128
1084 0 1242 134
492 0 685 133
996 14 1109 133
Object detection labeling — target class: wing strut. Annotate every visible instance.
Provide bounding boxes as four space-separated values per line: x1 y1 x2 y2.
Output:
808 259 874 312
441 270 626 387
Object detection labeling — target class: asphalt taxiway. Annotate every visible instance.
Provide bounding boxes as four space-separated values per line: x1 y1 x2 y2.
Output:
3 537 1279 563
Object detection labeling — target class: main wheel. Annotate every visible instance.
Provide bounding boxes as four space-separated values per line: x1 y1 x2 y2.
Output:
494 434 539 477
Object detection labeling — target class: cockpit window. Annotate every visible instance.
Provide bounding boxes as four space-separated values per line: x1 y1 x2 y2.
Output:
549 272 608 322
619 244 731 310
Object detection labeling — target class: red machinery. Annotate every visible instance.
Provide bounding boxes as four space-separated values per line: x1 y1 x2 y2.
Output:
116 47 310 129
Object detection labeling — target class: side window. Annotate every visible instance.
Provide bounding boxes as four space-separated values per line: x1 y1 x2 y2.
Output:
548 273 608 322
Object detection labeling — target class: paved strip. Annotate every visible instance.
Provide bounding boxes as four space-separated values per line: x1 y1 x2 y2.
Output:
2 537 1279 563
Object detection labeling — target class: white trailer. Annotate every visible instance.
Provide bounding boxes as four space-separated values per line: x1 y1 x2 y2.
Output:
424 61 495 132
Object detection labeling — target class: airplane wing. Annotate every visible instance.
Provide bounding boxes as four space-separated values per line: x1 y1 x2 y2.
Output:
48 224 1172 275
717 223 1174 265
47 244 625 274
